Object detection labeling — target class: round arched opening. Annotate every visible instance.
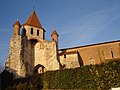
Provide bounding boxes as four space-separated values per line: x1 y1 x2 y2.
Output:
33 64 45 74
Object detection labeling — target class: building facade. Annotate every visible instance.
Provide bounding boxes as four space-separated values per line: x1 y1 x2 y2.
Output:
59 41 120 69
5 11 120 78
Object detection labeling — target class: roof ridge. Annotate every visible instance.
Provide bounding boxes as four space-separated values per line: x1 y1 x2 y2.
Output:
23 10 42 29
59 40 120 50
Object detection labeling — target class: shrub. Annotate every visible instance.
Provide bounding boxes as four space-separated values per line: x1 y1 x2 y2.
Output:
5 60 120 90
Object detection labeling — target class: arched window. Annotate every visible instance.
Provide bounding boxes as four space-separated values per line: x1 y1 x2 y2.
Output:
64 54 66 58
31 28 33 34
89 58 94 65
37 30 39 36
33 64 45 74
111 51 114 58
52 38 54 41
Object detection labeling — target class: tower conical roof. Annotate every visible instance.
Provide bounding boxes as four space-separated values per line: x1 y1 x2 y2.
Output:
51 28 59 36
13 20 21 27
23 11 42 29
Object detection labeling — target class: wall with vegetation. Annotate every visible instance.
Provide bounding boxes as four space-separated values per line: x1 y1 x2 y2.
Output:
3 59 120 90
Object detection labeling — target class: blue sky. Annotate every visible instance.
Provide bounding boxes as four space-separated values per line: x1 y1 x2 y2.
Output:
0 0 120 66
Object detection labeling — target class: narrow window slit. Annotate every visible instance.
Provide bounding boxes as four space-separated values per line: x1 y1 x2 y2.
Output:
37 30 39 36
31 28 33 34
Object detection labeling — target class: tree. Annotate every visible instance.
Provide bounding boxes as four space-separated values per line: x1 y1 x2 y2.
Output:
0 62 4 73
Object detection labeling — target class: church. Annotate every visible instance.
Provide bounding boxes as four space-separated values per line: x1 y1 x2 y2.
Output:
5 11 120 78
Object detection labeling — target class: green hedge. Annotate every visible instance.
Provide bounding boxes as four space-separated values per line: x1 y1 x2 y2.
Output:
5 60 120 90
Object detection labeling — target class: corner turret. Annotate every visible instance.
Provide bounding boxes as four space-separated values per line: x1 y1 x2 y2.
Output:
51 28 59 45
13 20 21 35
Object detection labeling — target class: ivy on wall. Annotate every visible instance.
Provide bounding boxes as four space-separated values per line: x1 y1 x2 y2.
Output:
4 59 120 90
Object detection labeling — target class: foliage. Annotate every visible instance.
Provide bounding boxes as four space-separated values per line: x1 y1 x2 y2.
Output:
40 60 120 90
4 60 120 90
1 70 14 90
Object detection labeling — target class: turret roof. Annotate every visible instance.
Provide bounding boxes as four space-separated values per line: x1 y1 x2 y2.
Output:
13 20 21 27
23 11 42 29
51 28 59 36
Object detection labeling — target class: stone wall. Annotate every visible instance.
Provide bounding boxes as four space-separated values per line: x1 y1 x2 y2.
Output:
31 40 59 71
6 23 120 78
59 41 120 68
23 25 44 40
60 53 80 69
21 25 60 75
22 36 59 75
6 35 26 78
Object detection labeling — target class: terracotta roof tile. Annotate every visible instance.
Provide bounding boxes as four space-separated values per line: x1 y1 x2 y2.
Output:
59 40 120 51
23 11 42 29
51 29 59 36
13 20 21 27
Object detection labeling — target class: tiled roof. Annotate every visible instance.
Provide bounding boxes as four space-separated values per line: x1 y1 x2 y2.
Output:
59 40 120 51
51 29 59 36
23 11 42 29
13 20 21 27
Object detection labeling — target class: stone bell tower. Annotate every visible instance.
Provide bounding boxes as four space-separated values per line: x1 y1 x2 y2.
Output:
21 10 46 76
22 11 45 40
6 10 60 78
21 10 59 76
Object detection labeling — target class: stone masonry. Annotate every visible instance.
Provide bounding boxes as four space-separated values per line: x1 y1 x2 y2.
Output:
5 10 120 78
6 11 59 78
